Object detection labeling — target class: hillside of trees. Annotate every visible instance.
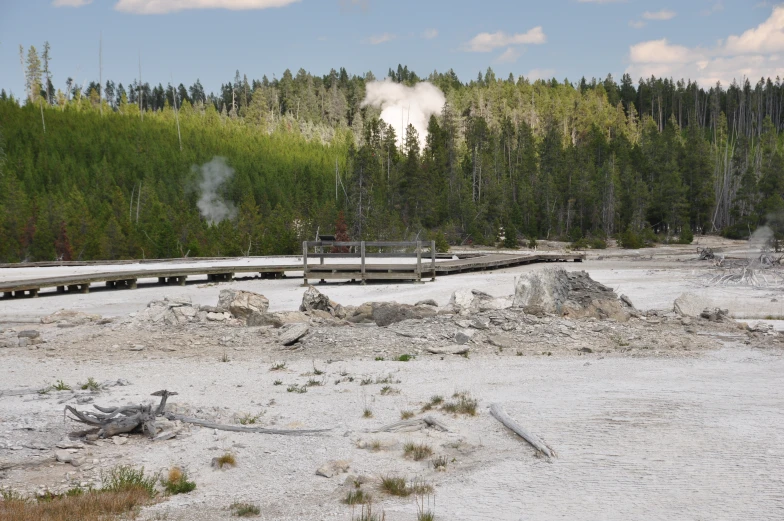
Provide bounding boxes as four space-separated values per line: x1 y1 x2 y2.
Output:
1 44 783 262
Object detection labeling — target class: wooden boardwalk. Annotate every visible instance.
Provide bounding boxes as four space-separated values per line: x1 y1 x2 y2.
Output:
0 252 583 298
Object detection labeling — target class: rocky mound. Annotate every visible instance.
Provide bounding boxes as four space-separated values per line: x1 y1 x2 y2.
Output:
513 268 635 321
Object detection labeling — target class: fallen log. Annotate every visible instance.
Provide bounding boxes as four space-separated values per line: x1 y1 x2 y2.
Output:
164 413 330 436
489 403 556 458
367 416 449 433
65 390 328 439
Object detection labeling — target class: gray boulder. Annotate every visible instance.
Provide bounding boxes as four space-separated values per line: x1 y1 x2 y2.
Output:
279 323 309 346
217 289 269 325
371 302 437 327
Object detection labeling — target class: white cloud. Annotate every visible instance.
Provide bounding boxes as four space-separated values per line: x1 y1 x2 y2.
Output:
496 47 522 63
114 0 299 14
366 33 396 45
629 39 700 64
642 9 676 21
464 27 546 52
527 68 556 81
422 28 438 39
629 20 646 29
725 5 784 54
626 6 784 85
53 0 92 6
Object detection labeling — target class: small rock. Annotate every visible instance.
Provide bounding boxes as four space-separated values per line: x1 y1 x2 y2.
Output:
206 312 229 322
112 437 128 446
17 330 41 339
316 460 350 478
129 345 145 351
578 347 593 353
55 450 73 463
470 317 490 330
454 330 475 345
415 299 439 307
486 334 516 349
56 440 85 450
279 323 309 346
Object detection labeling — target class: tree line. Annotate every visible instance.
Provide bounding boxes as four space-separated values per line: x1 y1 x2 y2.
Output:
0 44 782 262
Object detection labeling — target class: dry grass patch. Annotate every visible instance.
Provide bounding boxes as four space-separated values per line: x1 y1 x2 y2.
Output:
0 465 157 521
441 391 477 416
231 501 261 517
379 476 409 497
400 410 415 420
214 452 237 469
343 489 372 505
162 467 196 495
403 442 433 461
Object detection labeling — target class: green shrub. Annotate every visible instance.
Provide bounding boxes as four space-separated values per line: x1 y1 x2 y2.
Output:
679 223 694 244
100 466 158 498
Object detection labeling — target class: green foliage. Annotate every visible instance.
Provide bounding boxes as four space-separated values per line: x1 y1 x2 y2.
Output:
679 223 694 244
162 468 196 495
100 466 158 498
2 68 782 261
231 502 261 517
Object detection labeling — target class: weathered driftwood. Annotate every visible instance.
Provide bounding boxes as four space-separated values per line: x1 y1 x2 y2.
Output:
489 403 556 458
66 389 328 439
164 413 330 436
367 416 449 433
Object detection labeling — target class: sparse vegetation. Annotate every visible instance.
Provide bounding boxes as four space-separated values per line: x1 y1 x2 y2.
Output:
421 395 444 412
397 354 414 362
441 391 478 416
312 363 324 375
101 465 158 498
237 413 262 425
287 384 307 394
231 502 261 517
360 377 374 386
343 489 372 505
400 410 415 420
162 467 196 495
220 353 230 363
380 476 409 497
215 453 237 469
432 455 448 470
375 374 401 384
270 362 287 371
273 379 283 386
79 377 101 391
369 440 382 451
415 489 436 521
306 378 324 387
350 502 383 521
403 442 433 461
53 380 71 391
380 386 399 395
362 408 373 418
374 356 385 361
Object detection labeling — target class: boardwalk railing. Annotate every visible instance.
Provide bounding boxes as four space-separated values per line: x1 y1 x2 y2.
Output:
302 241 436 285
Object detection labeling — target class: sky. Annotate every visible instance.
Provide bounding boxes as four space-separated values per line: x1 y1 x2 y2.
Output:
1 0 784 99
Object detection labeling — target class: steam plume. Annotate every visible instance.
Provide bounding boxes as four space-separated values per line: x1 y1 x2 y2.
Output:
362 80 446 149
194 157 237 224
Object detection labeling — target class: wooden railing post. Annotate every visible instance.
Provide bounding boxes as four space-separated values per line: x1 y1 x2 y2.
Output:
416 241 422 282
302 241 309 286
431 240 436 281
360 241 366 285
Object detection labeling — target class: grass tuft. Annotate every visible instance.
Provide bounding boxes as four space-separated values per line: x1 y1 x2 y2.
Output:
397 354 414 362
53 380 71 391
380 475 410 497
273 379 282 386
400 410 415 420
215 453 236 469
231 502 261 517
237 413 261 425
441 391 477 416
362 408 373 419
286 384 307 394
306 378 324 387
270 362 286 371
220 353 231 363
403 442 433 461
343 489 372 505
79 377 101 391
379 386 399 396
162 467 196 495
100 465 158 498
432 455 448 470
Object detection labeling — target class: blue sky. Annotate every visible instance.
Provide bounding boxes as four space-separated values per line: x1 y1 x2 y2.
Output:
1 0 783 98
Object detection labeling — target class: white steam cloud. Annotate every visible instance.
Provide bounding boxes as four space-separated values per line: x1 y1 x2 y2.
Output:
362 80 446 149
195 157 237 224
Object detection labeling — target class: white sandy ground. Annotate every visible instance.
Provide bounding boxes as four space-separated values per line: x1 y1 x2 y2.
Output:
1 347 782 521
1 240 784 520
